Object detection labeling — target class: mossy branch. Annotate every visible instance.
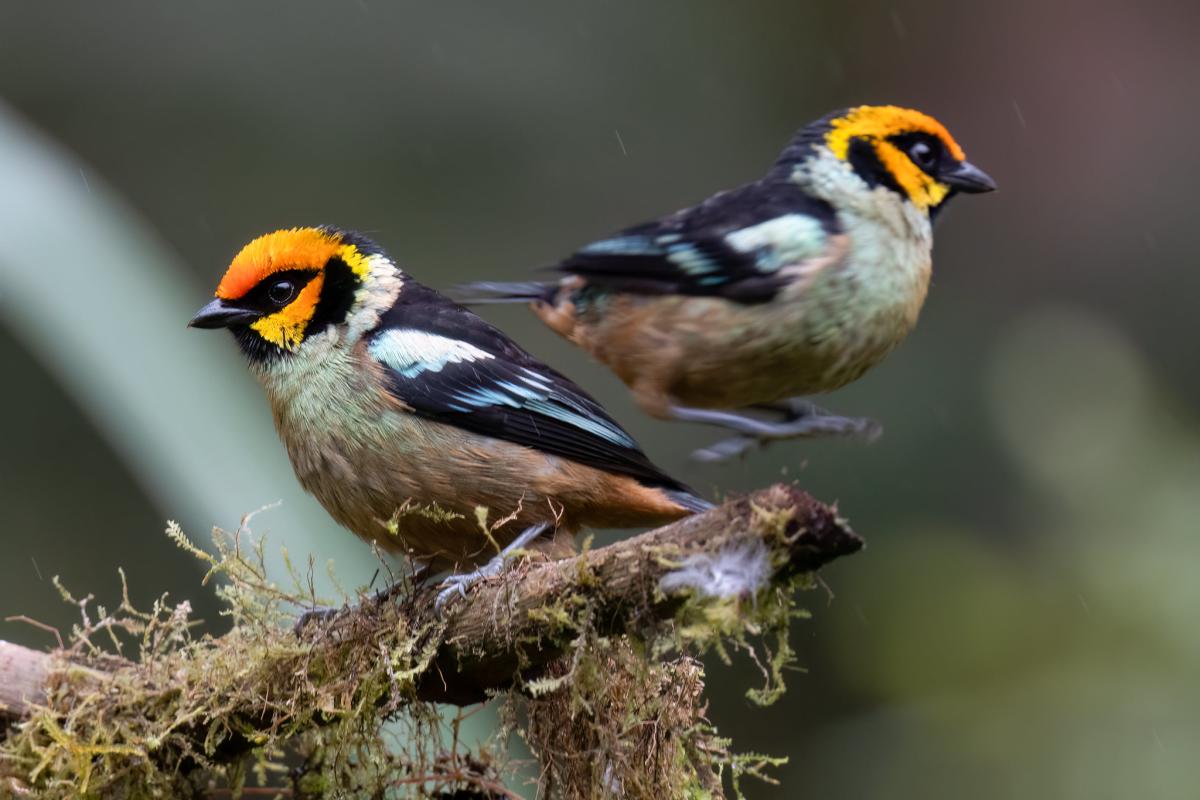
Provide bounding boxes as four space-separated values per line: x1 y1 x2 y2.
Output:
416 483 860 704
0 484 861 797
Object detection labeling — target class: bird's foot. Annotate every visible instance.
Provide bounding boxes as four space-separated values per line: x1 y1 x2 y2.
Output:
433 566 502 615
369 577 413 607
294 564 428 635
293 604 345 635
678 401 881 462
433 522 551 615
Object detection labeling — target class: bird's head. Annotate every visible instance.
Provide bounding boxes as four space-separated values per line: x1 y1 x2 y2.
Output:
781 105 995 214
189 226 402 361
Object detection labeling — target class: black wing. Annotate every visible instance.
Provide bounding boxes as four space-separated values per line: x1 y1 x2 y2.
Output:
559 179 841 303
368 283 693 493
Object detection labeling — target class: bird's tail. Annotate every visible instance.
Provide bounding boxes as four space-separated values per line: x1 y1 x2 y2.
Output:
449 281 558 306
663 488 716 514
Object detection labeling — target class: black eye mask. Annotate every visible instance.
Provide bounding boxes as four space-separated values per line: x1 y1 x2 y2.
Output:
241 269 320 313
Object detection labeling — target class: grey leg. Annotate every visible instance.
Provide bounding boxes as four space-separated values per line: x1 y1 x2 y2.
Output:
750 397 822 418
691 435 764 463
669 403 880 438
670 400 881 463
434 522 551 614
294 561 429 634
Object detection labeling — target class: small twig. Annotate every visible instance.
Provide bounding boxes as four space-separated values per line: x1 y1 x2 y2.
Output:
3 618 64 651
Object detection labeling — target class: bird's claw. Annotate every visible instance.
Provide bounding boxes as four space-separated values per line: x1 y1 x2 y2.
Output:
433 562 501 615
432 521 550 616
293 604 343 635
692 413 882 462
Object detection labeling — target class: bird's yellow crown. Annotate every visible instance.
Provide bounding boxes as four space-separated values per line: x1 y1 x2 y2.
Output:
825 105 969 209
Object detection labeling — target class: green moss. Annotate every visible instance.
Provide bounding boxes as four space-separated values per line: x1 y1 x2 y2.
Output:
384 500 466 539
0 518 500 798
667 573 814 708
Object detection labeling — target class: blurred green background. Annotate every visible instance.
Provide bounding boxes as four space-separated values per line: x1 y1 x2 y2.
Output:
1 1 1197 797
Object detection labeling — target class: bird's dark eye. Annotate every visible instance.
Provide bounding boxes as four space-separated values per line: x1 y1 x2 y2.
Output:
267 279 296 306
908 141 937 170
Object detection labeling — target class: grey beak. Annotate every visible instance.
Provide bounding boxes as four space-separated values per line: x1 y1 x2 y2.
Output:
188 298 260 329
941 160 997 193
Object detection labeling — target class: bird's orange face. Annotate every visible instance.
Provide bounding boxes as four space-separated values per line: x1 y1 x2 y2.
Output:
190 227 373 353
825 105 994 210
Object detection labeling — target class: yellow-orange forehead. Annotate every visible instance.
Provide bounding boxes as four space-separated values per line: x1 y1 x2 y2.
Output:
827 105 966 161
216 227 343 300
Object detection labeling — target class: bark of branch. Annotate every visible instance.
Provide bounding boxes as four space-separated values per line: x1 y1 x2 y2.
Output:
0 483 861 724
0 643 58 721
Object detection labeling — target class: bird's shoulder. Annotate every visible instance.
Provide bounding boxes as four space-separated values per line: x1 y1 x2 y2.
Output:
665 178 840 237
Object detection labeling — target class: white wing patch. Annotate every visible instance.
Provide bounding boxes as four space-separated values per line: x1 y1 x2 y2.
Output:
369 329 494 378
723 213 827 272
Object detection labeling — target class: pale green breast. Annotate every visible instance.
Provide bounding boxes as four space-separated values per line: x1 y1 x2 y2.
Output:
258 335 398 454
796 202 932 349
